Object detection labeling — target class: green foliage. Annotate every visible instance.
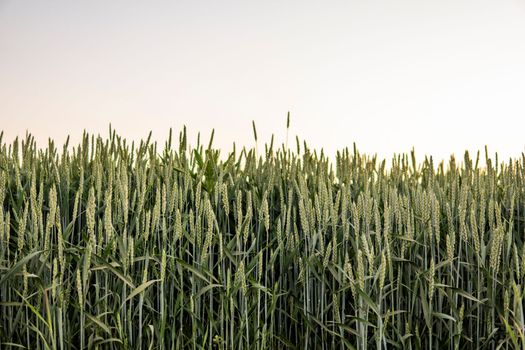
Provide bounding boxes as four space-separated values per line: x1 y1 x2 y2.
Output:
0 130 524 349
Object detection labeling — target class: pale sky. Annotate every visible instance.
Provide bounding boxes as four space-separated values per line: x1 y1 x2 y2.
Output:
1 0 525 162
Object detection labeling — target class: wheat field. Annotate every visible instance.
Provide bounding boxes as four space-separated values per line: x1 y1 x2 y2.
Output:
0 126 524 349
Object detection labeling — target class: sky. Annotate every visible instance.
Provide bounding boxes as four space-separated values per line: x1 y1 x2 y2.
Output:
1 0 525 163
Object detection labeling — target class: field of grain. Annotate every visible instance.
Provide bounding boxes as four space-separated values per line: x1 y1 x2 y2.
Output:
0 127 524 349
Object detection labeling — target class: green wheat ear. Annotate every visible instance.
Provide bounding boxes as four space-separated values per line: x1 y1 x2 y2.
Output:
252 120 258 142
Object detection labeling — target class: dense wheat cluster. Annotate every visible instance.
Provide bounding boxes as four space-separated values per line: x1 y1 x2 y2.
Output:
1 127 524 349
